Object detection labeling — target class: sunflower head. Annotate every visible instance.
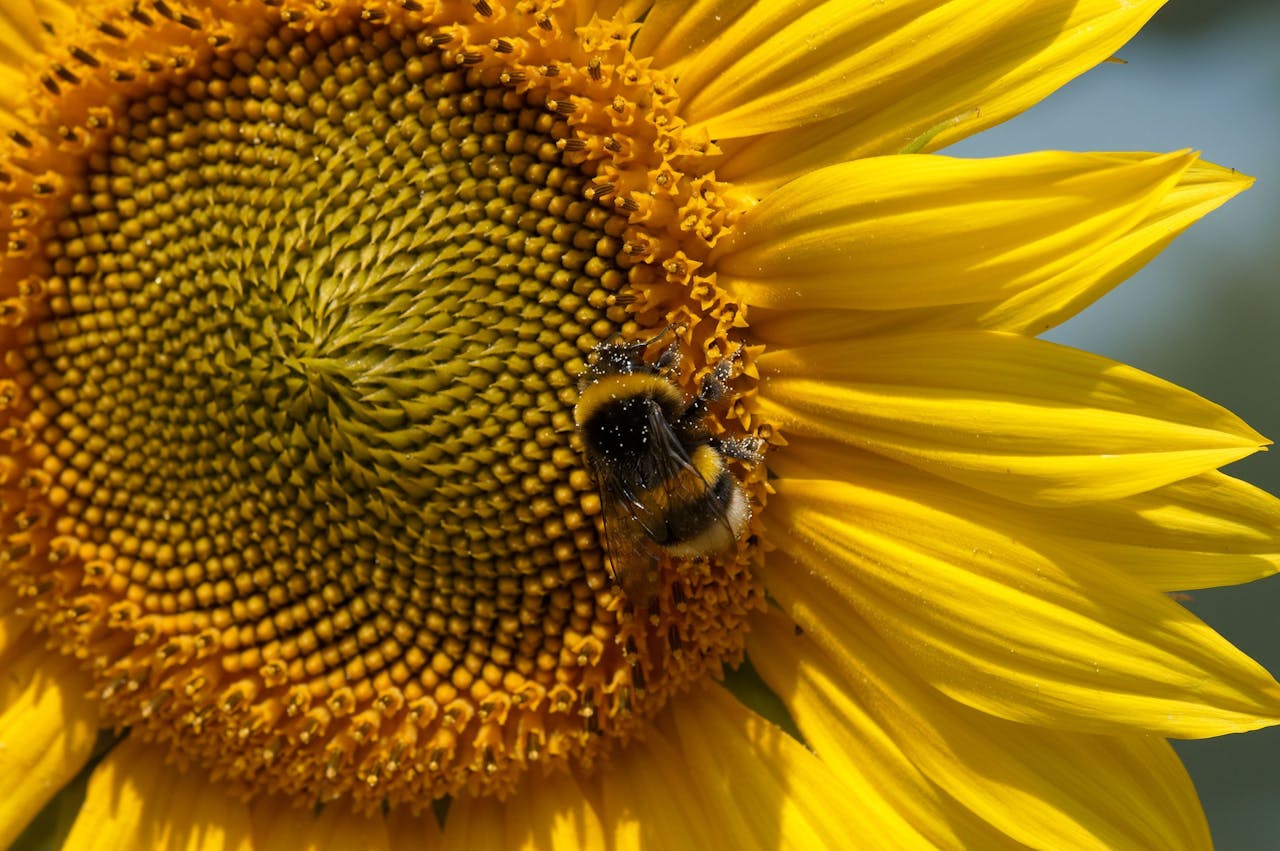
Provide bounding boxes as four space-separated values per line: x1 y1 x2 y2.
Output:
0 0 765 807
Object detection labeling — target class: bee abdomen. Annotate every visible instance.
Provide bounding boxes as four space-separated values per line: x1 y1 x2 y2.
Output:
664 482 750 557
660 448 751 556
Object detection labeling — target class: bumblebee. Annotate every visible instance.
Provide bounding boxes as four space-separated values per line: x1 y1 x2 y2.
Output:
574 331 762 604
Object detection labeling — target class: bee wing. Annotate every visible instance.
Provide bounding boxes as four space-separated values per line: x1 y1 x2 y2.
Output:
589 398 740 607
640 400 740 544
588 395 697 607
592 454 663 606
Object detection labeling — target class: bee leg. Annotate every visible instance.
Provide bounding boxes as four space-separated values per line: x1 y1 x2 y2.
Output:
678 347 740 427
710 435 764 464
654 340 682 372
642 323 682 349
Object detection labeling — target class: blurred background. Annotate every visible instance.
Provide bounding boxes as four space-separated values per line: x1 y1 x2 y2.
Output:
952 1 1280 846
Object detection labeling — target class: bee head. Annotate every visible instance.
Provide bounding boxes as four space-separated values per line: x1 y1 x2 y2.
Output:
578 326 682 389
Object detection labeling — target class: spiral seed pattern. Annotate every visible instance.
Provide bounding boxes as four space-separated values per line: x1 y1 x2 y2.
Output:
0 1 763 807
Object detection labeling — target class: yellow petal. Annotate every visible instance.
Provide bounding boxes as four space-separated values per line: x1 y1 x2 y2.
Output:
747 159 1251 345
959 159 1254 334
632 0 753 73
683 0 995 135
710 0 1166 195
0 1 41 67
667 684 933 850
1012 470 1280 592
0 589 36 701
64 736 252 851
714 150 1194 311
63 737 166 851
741 619 1011 849
760 471 1280 737
0 647 99 850
253 797 391 851
440 795 507 851
676 0 1165 143
757 330 1266 505
750 609 1213 850
498 771 607 850
786 440 1280 594
160 766 255 851
386 808 443 851
601 722 718 851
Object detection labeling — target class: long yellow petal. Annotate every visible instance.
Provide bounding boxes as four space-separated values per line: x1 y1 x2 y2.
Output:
0 589 36 701
761 474 1280 737
0 647 99 850
781 441 1280 593
500 771 608 850
0 1 41 67
739 619 1013 849
439 795 507 851
1043 471 1280 591
710 0 1166 195
62 736 253 851
386 808 443 851
252 797 391 851
958 159 1253 334
750 610 1213 850
681 0 976 135
160 766 255 851
63 738 166 851
714 151 1193 311
632 0 754 74
601 723 718 851
757 330 1266 505
667 684 934 850
747 159 1251 345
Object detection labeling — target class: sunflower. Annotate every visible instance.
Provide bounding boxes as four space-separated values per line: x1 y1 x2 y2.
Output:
2 0 1278 848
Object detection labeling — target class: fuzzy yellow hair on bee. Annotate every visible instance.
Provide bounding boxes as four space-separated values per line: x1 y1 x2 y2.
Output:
574 331 762 604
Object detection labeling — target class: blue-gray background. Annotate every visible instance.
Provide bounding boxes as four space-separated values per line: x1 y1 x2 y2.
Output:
952 2 1280 846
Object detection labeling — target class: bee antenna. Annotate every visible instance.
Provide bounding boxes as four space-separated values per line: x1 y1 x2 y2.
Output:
641 323 687 348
